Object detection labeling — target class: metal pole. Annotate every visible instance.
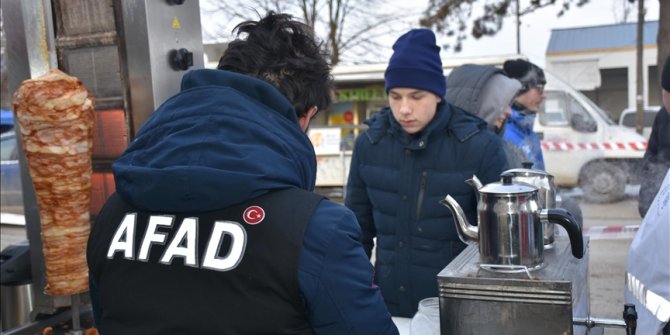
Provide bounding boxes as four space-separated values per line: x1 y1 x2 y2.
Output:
573 316 627 329
634 0 645 135
69 294 83 335
516 0 521 54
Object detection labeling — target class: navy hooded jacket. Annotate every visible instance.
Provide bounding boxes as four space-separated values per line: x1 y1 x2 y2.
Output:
89 69 398 334
345 103 508 317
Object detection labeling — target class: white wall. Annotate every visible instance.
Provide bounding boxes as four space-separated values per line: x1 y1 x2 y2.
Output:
546 46 658 110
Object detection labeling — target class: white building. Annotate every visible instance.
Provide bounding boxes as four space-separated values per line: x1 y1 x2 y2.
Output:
545 21 660 121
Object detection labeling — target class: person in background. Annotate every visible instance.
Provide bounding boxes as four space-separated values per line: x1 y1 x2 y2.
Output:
638 54 670 217
345 28 508 318
445 63 525 167
502 58 583 225
87 12 398 334
625 168 670 335
502 58 547 170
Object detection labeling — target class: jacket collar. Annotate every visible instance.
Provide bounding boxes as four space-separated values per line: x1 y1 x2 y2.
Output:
181 69 298 124
508 107 537 134
364 103 484 148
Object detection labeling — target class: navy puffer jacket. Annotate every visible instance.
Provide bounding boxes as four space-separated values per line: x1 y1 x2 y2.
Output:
91 69 398 334
345 103 508 317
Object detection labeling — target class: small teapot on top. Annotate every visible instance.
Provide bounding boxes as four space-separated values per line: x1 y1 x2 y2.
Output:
503 162 559 248
440 172 583 271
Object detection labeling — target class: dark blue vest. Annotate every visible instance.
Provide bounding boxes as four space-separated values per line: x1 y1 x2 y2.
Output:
88 188 323 334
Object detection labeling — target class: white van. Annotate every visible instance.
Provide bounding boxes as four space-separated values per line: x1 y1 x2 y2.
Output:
310 57 648 203
537 72 647 202
618 106 659 139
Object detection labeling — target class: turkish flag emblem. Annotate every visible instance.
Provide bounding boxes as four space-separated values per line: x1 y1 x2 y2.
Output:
243 206 265 225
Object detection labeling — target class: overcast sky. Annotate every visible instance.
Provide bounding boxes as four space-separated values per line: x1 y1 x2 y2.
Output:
435 0 662 67
200 0 662 67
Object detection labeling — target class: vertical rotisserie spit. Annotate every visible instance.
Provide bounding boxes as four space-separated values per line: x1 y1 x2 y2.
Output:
12 69 95 296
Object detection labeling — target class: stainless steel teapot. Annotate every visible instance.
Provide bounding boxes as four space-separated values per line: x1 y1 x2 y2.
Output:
502 162 558 248
440 173 583 271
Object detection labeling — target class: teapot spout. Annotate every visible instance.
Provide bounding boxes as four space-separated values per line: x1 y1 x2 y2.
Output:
440 195 478 245
465 175 484 191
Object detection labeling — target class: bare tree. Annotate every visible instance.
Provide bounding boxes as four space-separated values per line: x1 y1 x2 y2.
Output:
200 0 414 65
419 0 590 52
419 0 667 81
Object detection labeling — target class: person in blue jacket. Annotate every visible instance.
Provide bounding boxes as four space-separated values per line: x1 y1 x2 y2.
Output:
86 12 398 335
502 59 584 225
344 29 508 318
502 59 547 170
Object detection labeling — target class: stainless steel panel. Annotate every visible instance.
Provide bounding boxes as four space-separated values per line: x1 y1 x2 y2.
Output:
438 237 590 335
117 0 204 137
60 46 123 101
53 0 116 35
2 0 73 316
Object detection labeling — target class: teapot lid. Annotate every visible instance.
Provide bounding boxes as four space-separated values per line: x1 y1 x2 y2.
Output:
503 162 552 178
479 173 537 195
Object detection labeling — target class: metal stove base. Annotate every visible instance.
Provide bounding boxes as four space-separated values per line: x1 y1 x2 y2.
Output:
437 236 591 335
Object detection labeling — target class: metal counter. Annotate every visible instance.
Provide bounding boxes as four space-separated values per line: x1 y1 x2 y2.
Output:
437 236 591 335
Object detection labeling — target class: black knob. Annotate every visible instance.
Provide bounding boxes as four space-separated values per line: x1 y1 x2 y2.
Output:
169 48 193 71
522 161 534 169
500 172 514 185
623 303 637 335
166 0 185 5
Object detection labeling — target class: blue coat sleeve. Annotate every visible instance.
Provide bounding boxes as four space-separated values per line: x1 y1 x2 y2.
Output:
299 200 398 335
344 140 376 258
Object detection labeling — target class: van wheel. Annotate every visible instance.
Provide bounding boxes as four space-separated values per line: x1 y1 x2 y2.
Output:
579 161 627 203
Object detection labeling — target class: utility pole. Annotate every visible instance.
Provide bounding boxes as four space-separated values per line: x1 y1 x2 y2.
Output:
516 0 521 54
634 0 644 135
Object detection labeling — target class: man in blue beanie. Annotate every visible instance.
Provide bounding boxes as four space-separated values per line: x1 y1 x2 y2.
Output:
345 28 508 317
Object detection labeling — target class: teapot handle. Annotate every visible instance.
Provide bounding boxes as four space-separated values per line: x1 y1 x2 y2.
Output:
541 208 584 259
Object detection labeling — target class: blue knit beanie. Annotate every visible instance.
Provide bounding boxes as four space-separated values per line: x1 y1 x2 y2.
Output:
385 29 446 98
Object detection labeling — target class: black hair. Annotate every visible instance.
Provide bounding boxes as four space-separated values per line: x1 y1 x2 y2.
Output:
217 12 333 118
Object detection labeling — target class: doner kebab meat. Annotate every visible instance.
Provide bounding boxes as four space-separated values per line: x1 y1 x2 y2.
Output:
12 69 95 296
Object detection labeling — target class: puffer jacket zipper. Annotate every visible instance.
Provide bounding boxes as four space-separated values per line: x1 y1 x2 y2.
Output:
416 171 428 220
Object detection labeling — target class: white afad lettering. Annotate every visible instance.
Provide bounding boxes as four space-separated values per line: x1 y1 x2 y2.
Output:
106 215 248 271
202 221 247 271
107 213 137 259
138 216 174 261
160 217 198 267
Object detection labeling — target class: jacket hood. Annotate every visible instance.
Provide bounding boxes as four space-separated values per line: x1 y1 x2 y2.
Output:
364 103 485 147
445 64 500 117
112 69 316 213
445 65 521 129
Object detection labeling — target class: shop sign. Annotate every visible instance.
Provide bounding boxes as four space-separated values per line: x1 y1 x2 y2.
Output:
337 87 386 102
309 128 342 155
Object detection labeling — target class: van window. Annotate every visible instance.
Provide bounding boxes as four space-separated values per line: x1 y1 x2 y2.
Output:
567 93 597 132
573 87 616 126
540 90 597 132
619 109 657 128
540 91 569 126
